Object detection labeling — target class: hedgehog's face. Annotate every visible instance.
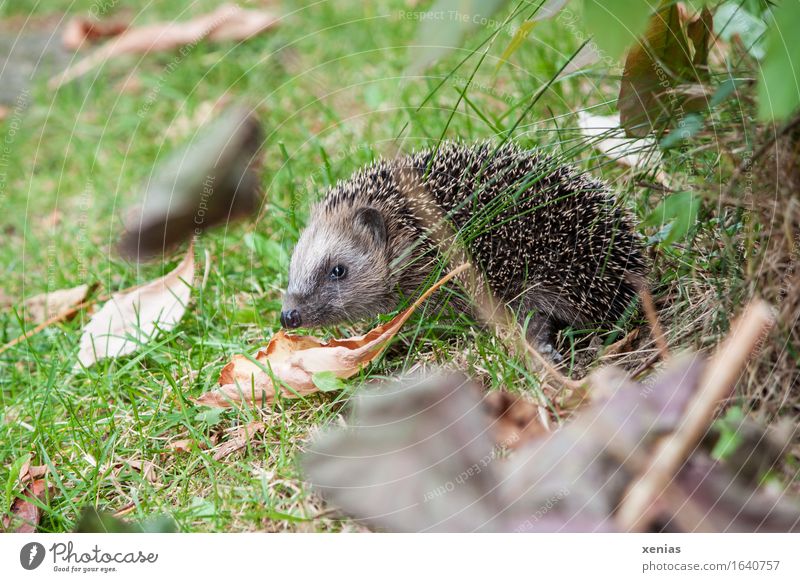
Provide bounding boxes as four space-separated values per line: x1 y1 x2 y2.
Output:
281 207 395 329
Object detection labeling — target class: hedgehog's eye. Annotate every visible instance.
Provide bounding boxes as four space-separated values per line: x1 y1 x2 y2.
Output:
329 265 348 280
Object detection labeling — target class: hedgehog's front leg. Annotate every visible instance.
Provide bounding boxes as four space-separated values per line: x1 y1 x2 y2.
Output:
519 311 564 363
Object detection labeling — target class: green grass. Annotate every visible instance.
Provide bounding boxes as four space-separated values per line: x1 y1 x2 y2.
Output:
0 0 763 532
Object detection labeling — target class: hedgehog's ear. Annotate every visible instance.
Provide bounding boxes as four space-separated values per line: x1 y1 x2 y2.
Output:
354 207 387 246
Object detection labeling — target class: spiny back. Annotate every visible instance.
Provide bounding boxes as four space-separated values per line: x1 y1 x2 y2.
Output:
318 141 646 325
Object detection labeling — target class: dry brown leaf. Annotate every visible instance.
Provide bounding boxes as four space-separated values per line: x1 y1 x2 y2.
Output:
62 16 130 49
483 391 548 449
196 264 469 408
618 3 713 137
167 433 218 453
14 458 50 489
212 421 265 461
76 247 194 368
22 283 89 324
2 479 53 533
51 4 279 88
168 439 197 453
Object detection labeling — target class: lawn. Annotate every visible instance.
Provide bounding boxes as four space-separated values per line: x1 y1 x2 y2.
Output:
0 0 794 532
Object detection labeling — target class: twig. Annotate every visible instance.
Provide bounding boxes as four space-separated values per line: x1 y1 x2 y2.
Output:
523 342 583 391
636 180 676 193
630 349 662 380
600 328 639 360
639 286 670 362
0 300 92 357
113 503 136 518
617 300 774 531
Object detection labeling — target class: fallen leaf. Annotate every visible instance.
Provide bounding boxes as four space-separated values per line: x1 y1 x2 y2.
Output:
302 356 720 532
482 391 547 449
674 454 800 533
50 4 279 88
212 421 265 461
577 111 666 182
618 3 713 137
2 480 53 533
17 459 49 483
75 246 194 368
62 16 129 50
196 264 469 408
167 439 196 453
22 283 89 324
118 105 263 261
167 435 216 453
304 373 508 532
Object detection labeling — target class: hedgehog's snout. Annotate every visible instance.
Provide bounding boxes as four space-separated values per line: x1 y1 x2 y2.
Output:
280 308 302 329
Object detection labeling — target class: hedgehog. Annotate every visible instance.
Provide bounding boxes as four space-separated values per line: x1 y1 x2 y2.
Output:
281 141 646 356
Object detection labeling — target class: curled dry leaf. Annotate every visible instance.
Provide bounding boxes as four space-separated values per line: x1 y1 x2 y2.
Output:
304 373 506 532
51 4 279 88
22 283 90 324
17 458 49 484
76 247 194 368
196 264 470 408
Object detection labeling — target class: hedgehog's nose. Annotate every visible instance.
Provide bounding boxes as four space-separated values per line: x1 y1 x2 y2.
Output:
280 309 302 329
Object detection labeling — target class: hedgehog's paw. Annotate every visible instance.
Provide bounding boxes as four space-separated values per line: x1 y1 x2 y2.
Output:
537 342 564 364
